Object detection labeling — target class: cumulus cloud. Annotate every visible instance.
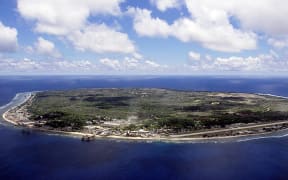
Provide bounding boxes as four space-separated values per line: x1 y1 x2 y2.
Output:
133 53 143 60
68 24 136 54
185 52 284 72
171 18 257 52
188 51 201 61
144 60 161 68
127 8 171 37
99 58 121 70
99 56 164 72
220 0 288 36
268 38 288 49
3 55 161 73
0 58 98 73
189 0 288 38
150 0 182 11
18 0 124 35
0 53 287 74
212 56 264 71
54 60 95 72
128 7 257 52
129 1 288 52
0 58 41 72
12 0 288 74
0 22 18 52
154 0 288 36
34 37 61 58
18 0 136 55
123 57 140 69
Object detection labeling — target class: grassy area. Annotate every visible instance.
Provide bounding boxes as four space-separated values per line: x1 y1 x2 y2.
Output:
27 88 288 131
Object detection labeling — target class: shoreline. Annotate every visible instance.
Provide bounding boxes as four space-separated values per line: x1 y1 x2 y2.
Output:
2 91 288 143
7 121 288 143
256 93 288 99
1 92 33 126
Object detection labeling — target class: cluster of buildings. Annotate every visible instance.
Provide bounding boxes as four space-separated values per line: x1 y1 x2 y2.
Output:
83 123 159 138
5 95 35 128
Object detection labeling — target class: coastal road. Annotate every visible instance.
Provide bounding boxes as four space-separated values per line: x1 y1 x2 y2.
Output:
0 92 32 126
171 121 288 138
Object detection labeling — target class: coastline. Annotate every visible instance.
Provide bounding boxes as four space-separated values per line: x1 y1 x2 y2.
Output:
2 111 18 125
256 93 288 99
1 92 33 126
2 91 288 143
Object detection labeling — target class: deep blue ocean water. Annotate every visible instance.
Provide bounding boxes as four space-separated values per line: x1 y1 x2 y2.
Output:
1 76 288 180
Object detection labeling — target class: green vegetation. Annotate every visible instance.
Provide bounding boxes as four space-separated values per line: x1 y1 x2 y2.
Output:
27 88 288 132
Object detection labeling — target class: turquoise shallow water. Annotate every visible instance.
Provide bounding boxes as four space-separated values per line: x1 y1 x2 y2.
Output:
1 76 288 180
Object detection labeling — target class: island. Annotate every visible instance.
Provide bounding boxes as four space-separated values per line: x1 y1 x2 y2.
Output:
3 88 288 141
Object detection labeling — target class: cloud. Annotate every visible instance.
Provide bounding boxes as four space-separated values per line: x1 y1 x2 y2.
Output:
34 37 61 58
18 0 136 55
171 18 257 52
99 58 121 70
123 57 140 69
268 38 288 49
144 60 161 68
213 56 264 71
128 8 257 52
11 0 288 74
0 22 18 52
96 52 288 73
99 56 164 72
18 0 124 35
0 58 97 73
68 24 136 54
184 0 288 36
54 60 95 71
18 0 136 57
0 58 41 72
150 0 288 36
0 53 287 74
0 55 162 73
127 8 171 37
150 0 182 11
129 1 288 52
185 52 285 72
132 53 143 60
188 51 201 61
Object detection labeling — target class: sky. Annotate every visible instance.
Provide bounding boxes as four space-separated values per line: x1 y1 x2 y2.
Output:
0 0 288 75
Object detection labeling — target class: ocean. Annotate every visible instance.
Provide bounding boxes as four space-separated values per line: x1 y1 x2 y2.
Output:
0 76 288 180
